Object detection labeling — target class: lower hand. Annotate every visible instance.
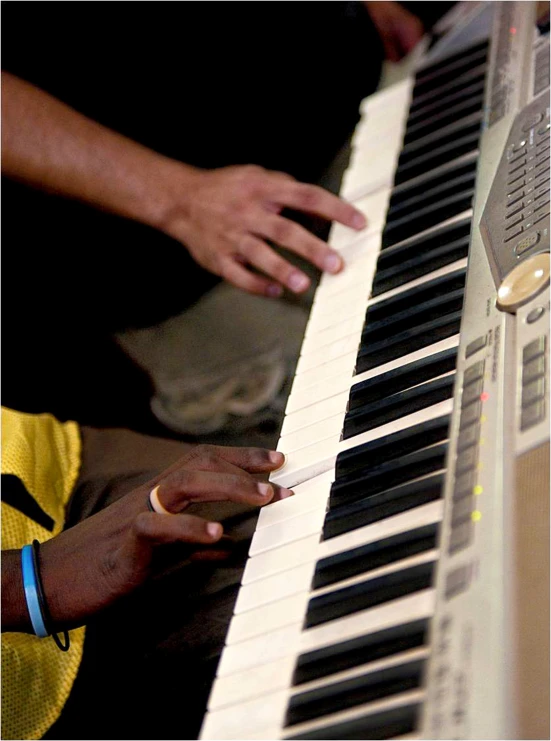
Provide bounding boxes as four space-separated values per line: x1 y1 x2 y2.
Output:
157 164 367 297
39 445 290 629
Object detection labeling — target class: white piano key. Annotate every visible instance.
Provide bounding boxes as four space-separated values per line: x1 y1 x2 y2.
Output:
233 563 314 614
246 498 443 586
304 291 367 337
288 350 358 397
277 411 343 455
207 656 297 712
243 534 322 585
329 190 391 250
216 622 303 677
227 591 309 645
320 497 443 558
249 506 326 557
294 331 361 375
200 689 289 740
300 589 435 654
300 313 366 355
261 470 333 529
272 435 338 488
338 398 454 455
283 689 425 739
280 390 349 437
287 334 460 418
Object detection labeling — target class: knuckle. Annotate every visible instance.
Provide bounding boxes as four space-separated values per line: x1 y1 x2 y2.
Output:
133 512 155 538
293 184 321 211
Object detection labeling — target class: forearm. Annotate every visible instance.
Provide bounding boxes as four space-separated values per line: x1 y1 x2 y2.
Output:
1 71 197 231
2 549 32 632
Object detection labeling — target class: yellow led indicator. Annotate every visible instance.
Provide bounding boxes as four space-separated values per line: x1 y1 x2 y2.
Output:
474 485 483 496
479 438 485 446
480 415 487 424
477 462 483 471
471 510 482 522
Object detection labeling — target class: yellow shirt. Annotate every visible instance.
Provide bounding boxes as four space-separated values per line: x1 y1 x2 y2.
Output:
2 407 86 740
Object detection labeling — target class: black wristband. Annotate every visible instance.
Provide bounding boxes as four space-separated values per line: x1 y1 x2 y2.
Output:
31 540 70 652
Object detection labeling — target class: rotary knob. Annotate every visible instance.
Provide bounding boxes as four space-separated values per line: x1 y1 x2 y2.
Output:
496 252 550 313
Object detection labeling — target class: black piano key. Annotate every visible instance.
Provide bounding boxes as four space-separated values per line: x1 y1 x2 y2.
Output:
366 268 466 324
403 94 484 147
314 523 438 590
389 159 477 209
362 289 464 345
356 310 462 373
343 375 455 440
398 118 482 168
406 78 486 128
336 416 450 478
395 129 481 186
330 445 448 507
386 165 476 220
373 237 469 295
286 704 420 740
349 348 458 410
382 189 475 251
410 65 487 116
412 41 489 98
305 562 434 629
293 619 428 686
324 474 445 540
285 659 424 728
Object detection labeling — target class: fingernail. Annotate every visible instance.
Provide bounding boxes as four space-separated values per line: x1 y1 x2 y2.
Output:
257 482 273 497
279 488 294 499
269 451 286 470
207 522 222 538
266 283 283 298
324 253 342 273
288 272 310 292
352 212 367 229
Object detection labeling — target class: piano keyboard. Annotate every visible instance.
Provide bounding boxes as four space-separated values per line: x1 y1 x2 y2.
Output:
201 3 550 739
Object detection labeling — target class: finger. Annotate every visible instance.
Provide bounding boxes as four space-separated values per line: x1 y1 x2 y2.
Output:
220 256 284 298
134 511 224 546
157 469 280 510
253 214 345 279
271 181 366 231
238 235 313 293
189 445 286 474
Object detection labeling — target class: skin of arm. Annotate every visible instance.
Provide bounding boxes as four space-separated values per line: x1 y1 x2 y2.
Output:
2 72 367 297
2 445 291 633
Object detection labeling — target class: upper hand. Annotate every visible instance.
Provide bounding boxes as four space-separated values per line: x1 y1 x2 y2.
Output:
39 445 290 629
157 164 367 297
364 1 424 62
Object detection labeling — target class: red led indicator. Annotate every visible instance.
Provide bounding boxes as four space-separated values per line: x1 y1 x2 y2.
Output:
480 392 490 402
510 26 517 34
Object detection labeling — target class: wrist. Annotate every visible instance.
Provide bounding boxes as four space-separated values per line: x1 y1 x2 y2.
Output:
1 549 33 633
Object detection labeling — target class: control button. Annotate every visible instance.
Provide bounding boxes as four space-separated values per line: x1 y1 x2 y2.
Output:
504 227 523 243
448 521 473 555
511 139 527 152
507 191 525 207
451 496 474 525
457 424 479 452
459 400 482 429
537 123 551 136
454 469 475 499
533 211 550 226
508 180 526 195
526 306 545 324
463 361 485 387
496 253 550 313
508 171 527 187
523 336 547 363
506 203 525 219
520 399 546 430
508 158 527 175
521 377 546 406
456 445 478 474
461 378 484 407
523 354 546 384
445 564 472 600
515 231 541 256
465 335 487 358
509 147 527 163
522 113 544 132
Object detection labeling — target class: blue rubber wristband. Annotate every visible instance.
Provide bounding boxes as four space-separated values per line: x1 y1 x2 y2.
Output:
21 544 48 638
